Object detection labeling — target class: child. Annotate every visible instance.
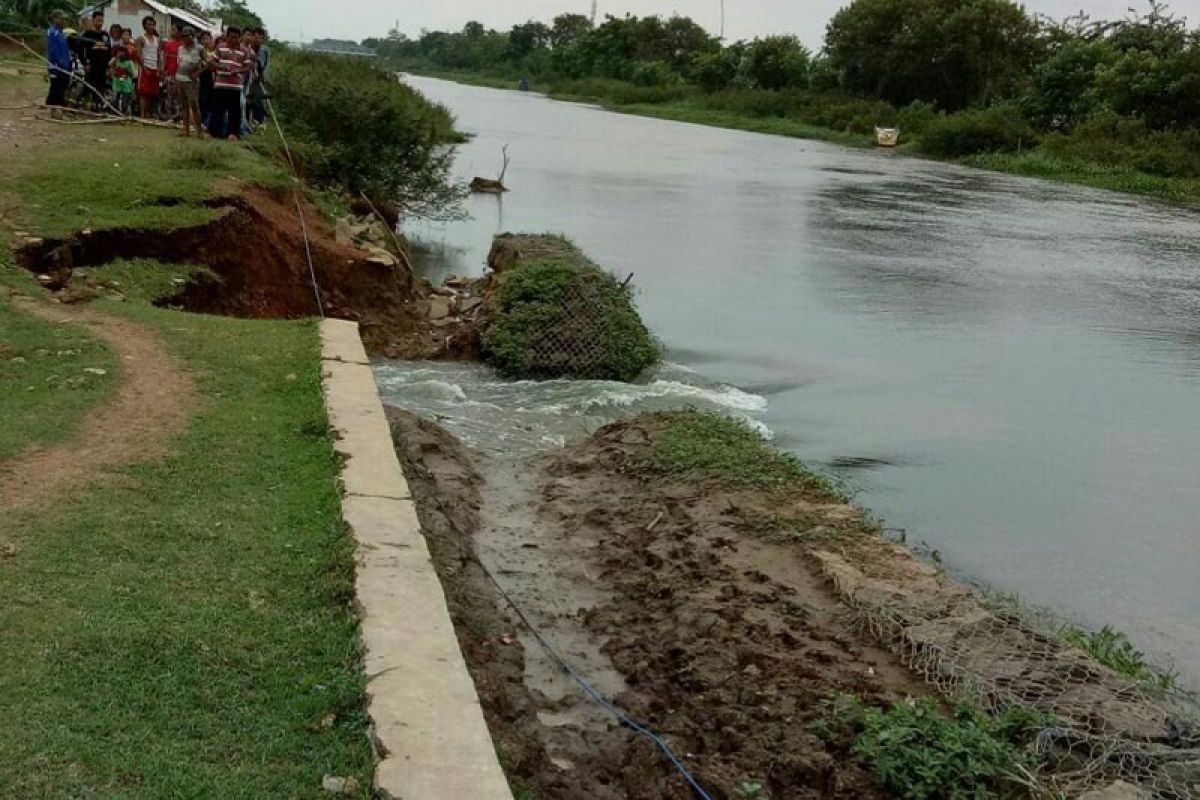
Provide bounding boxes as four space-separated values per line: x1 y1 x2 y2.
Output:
110 49 136 116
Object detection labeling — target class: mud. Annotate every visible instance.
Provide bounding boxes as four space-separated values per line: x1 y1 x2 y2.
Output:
13 187 479 360
388 408 934 800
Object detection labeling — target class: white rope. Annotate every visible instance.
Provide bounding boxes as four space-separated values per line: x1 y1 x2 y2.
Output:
266 97 325 319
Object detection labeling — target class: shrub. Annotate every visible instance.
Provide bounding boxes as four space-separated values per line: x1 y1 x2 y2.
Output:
816 696 1042 800
629 60 681 88
268 51 461 215
482 256 660 382
896 100 939 137
918 105 1039 157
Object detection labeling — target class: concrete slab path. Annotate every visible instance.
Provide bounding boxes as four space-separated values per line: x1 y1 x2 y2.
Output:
320 318 512 800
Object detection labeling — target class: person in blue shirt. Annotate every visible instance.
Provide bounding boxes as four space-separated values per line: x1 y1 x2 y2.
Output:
45 9 72 117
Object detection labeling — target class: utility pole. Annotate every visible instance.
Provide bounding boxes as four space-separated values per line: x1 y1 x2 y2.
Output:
590 0 597 25
720 0 725 39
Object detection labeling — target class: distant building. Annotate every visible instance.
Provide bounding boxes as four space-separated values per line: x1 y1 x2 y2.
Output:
79 0 222 36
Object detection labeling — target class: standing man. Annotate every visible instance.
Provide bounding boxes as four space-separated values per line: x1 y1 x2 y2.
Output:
174 27 203 137
44 10 71 119
134 15 162 119
79 10 112 112
210 26 253 140
246 26 270 129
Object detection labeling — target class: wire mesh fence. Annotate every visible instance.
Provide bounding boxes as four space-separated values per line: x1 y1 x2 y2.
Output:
814 547 1200 799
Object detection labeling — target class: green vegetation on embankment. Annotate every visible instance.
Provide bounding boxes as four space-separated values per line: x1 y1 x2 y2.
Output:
0 44 465 794
0 288 118 461
379 1 1200 205
481 234 660 381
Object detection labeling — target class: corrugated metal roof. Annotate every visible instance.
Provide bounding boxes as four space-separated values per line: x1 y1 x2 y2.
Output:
80 0 220 34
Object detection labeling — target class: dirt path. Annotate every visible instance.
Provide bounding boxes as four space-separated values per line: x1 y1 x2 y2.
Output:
0 294 195 509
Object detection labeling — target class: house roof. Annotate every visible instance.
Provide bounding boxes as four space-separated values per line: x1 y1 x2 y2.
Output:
81 0 221 34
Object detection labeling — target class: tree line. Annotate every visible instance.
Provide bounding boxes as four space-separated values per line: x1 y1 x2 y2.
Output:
367 1 1200 184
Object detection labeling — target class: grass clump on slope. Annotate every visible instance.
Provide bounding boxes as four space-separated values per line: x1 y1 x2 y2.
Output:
637 410 847 498
482 237 660 382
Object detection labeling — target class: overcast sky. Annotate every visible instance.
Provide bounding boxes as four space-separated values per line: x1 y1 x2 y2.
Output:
263 0 1199 47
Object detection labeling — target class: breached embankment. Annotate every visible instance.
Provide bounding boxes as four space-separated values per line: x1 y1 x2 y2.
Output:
389 407 924 798
387 405 1199 800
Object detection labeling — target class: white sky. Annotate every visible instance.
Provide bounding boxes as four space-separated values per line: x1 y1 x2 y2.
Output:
267 0 1199 48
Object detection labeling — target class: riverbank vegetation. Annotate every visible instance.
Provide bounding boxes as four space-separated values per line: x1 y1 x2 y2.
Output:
267 50 464 218
371 0 1200 202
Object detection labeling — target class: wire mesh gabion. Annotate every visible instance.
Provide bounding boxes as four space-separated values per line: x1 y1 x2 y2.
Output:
813 547 1199 799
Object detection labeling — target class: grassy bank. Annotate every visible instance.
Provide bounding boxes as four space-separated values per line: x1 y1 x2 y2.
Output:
0 77 374 796
403 67 1200 205
0 289 118 461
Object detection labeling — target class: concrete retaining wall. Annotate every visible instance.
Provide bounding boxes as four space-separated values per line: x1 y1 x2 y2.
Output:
320 319 512 800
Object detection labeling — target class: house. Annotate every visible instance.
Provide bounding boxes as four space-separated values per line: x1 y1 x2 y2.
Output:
79 0 222 36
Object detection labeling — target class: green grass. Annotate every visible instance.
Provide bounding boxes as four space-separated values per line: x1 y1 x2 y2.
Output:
638 410 846 496
1062 625 1175 689
71 257 218 303
3 134 289 237
963 151 1200 205
0 291 118 461
0 83 372 796
0 304 373 798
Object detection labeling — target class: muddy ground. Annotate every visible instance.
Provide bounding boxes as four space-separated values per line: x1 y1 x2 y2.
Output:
388 408 933 799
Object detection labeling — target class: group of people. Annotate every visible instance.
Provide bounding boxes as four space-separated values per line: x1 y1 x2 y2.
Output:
45 8 269 140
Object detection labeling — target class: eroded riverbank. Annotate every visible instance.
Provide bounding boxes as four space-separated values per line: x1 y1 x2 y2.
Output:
387 405 1198 799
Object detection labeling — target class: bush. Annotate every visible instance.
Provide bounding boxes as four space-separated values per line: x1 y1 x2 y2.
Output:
918 105 1039 157
629 60 681 88
268 51 461 215
816 696 1042 800
896 100 939 137
482 253 660 382
1036 112 1200 178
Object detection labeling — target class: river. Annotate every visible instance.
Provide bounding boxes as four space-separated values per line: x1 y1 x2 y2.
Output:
383 75 1200 682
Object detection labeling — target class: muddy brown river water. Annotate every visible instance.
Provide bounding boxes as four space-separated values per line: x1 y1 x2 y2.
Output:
387 75 1200 683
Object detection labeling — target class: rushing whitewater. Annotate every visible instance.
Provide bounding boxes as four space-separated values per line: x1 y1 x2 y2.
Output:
373 361 769 457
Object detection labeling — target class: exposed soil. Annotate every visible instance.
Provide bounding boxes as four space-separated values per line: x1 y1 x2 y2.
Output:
11 186 480 359
0 292 196 509
388 407 933 800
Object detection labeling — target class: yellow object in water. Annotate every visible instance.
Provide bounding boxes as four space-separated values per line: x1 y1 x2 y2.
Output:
875 127 900 147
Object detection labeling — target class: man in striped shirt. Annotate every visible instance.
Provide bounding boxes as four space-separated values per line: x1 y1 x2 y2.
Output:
210 26 253 140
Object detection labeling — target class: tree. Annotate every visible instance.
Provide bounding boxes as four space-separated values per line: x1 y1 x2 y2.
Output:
825 0 1041 109
1024 38 1117 127
207 0 263 31
691 45 744 91
742 35 810 90
507 20 551 59
550 13 592 49
462 20 485 41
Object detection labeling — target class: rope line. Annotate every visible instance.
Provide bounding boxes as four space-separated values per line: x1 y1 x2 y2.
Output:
265 97 325 318
476 556 715 800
